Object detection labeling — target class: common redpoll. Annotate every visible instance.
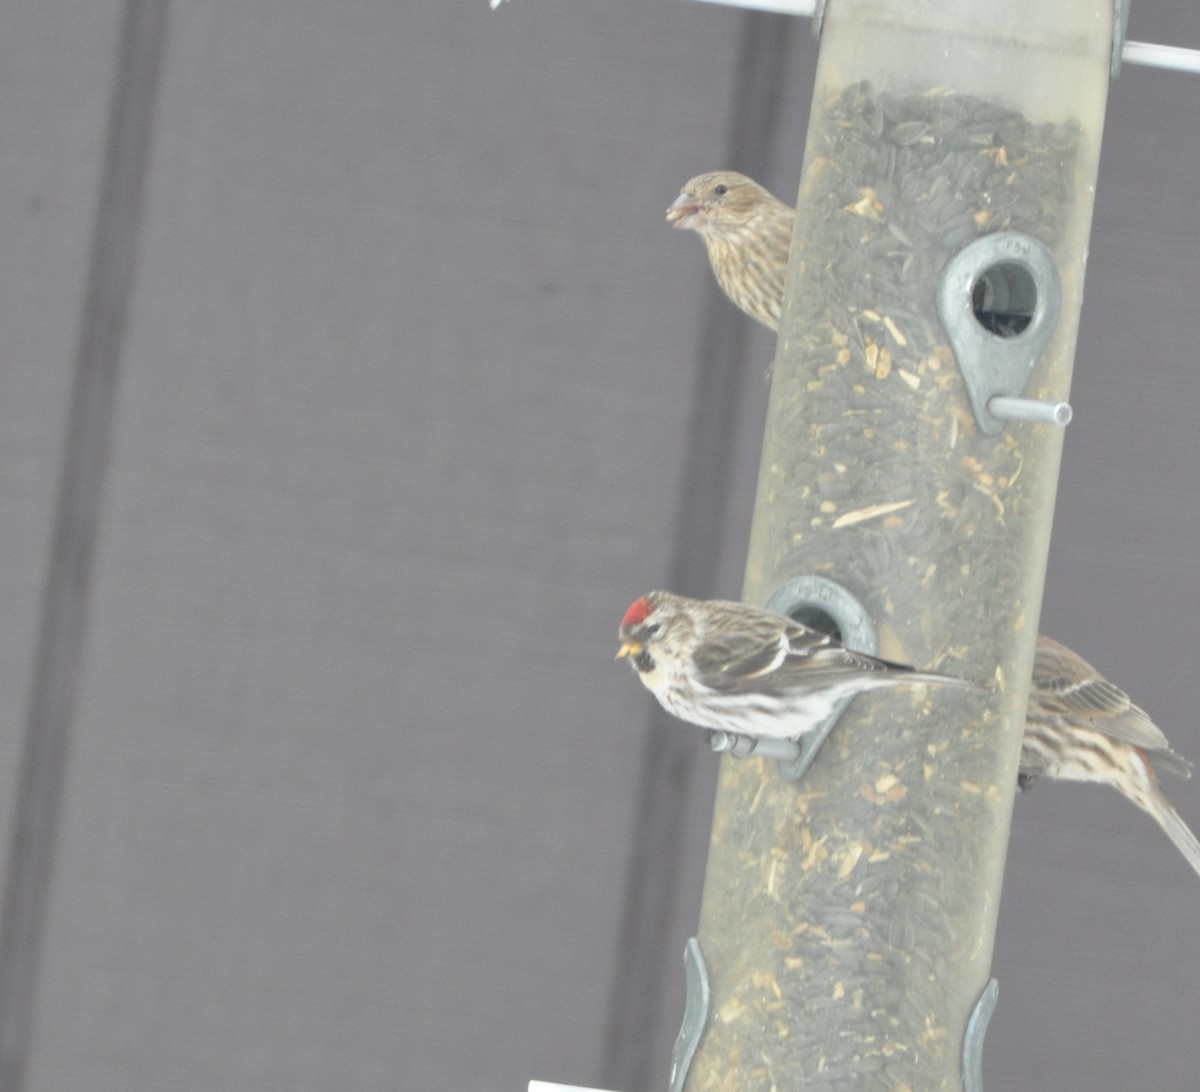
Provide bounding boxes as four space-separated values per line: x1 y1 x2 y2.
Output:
617 591 975 741
1025 636 1200 876
667 171 794 332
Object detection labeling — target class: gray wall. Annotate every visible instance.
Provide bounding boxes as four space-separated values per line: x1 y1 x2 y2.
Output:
0 3 1197 1090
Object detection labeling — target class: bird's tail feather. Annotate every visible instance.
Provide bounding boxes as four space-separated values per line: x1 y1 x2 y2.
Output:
907 670 983 690
1149 784 1200 879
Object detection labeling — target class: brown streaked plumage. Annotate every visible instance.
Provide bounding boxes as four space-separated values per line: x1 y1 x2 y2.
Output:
667 171 794 331
617 590 977 742
671 168 1200 878
1025 636 1200 877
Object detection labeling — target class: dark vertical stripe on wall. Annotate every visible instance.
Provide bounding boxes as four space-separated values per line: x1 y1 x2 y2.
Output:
601 13 794 1090
0 4 169 1089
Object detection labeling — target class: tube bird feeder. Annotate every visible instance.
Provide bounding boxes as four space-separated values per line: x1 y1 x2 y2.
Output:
682 2 1113 1089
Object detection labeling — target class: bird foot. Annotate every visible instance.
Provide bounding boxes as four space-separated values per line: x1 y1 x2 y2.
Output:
706 730 800 762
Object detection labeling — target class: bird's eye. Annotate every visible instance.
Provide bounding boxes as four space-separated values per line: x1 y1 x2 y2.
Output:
645 622 661 636
713 184 728 196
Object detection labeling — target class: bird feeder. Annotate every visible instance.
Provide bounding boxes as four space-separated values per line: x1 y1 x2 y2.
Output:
681 2 1113 1089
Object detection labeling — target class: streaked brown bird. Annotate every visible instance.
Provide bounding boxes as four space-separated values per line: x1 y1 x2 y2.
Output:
669 169 1200 877
667 171 795 331
1025 637 1199 876
617 590 976 741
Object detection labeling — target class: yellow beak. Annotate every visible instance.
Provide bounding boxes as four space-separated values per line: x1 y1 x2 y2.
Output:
616 640 643 661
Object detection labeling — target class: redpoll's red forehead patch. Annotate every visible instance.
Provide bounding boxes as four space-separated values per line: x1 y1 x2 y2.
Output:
621 598 653 629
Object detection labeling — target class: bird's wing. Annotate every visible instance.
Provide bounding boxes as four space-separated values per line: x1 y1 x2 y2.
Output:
691 621 899 695
1033 640 1190 776
771 644 901 692
689 628 790 692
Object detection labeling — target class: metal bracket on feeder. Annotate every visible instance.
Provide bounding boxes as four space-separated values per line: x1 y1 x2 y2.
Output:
937 231 1069 438
668 938 711 1092
755 576 878 784
810 0 828 38
962 977 999 1092
1110 0 1131 77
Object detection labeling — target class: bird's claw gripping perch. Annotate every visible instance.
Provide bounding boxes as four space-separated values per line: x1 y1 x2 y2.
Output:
706 713 842 784
705 729 800 763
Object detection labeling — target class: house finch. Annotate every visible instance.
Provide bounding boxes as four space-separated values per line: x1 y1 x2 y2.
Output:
667 171 795 331
1025 636 1200 876
616 591 975 741
668 170 1200 876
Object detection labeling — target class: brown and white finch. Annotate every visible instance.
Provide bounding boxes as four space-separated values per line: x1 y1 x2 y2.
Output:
1025 637 1200 875
668 170 1200 877
616 591 975 742
667 171 794 331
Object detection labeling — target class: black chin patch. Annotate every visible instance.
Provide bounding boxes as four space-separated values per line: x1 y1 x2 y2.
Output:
634 650 654 673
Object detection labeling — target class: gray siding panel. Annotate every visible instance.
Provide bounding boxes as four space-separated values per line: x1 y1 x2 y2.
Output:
0 2 1193 1090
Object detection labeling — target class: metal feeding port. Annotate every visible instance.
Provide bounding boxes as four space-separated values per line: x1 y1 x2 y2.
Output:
703 577 879 782
764 577 878 783
705 576 879 781
937 231 1070 436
